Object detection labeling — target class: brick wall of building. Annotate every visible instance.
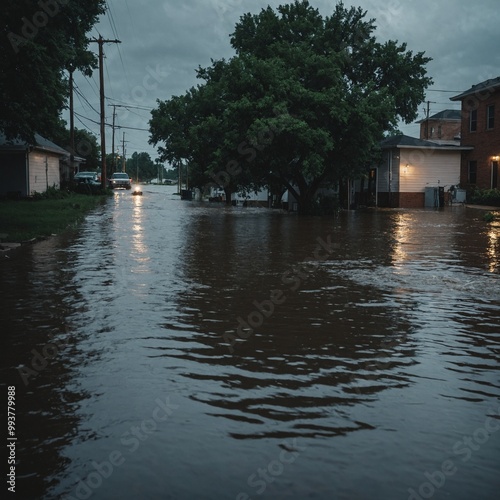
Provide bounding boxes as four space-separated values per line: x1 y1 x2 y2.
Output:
399 192 425 208
420 120 461 141
460 88 500 189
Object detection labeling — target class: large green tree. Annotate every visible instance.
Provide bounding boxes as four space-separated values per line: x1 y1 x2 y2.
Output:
150 1 432 213
230 0 432 212
150 56 283 203
1 0 106 142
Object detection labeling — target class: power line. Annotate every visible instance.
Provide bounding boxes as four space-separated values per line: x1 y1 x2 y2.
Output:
104 0 131 92
105 96 152 110
74 85 100 116
427 89 464 93
74 112 149 132
74 114 96 135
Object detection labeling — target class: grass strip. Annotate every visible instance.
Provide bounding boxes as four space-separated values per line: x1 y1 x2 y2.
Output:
0 194 108 243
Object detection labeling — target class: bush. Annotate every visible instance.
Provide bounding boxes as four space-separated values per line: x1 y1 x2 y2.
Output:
467 187 500 207
31 185 70 200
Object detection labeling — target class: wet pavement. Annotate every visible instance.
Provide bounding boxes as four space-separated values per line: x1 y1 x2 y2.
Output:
1 185 500 499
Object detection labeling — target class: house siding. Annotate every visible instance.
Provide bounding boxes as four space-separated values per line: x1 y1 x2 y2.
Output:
375 146 461 208
29 152 60 195
399 149 460 193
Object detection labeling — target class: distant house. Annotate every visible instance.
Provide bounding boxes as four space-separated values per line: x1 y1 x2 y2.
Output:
0 133 69 197
417 109 462 143
450 77 500 189
359 134 471 208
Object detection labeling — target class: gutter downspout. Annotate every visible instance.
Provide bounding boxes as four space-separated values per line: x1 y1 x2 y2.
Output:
25 147 31 197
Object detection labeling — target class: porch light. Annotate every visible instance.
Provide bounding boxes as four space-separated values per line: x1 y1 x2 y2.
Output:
403 164 409 174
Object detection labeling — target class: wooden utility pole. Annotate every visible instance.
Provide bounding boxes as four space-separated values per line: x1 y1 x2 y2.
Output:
111 105 117 175
122 132 127 172
424 100 436 140
91 36 121 189
69 69 75 176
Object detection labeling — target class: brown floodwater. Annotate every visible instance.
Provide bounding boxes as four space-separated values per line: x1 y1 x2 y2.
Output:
1 185 499 499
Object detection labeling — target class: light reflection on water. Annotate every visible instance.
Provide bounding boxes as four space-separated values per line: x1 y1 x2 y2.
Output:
1 187 499 500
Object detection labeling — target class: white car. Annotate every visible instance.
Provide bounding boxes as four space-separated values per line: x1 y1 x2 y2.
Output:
74 171 99 185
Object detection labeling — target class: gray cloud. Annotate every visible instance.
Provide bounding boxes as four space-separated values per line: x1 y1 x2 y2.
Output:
67 0 500 162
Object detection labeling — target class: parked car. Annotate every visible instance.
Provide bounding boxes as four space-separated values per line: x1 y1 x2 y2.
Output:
109 172 132 189
74 171 99 185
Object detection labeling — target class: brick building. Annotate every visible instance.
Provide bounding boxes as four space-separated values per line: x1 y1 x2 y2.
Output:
450 77 500 189
418 109 461 143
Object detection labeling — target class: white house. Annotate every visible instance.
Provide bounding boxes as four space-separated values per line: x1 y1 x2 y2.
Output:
359 135 472 208
0 133 69 197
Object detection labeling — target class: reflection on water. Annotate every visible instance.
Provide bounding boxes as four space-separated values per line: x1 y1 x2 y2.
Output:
1 188 499 500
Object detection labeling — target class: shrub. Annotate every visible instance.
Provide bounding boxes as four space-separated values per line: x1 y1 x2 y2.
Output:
31 185 70 200
467 188 500 207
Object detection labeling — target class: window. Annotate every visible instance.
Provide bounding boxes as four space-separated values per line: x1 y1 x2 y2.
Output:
492 161 499 189
487 105 495 129
469 161 477 184
470 109 477 132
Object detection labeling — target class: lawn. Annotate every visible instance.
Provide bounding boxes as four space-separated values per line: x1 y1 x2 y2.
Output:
0 193 109 243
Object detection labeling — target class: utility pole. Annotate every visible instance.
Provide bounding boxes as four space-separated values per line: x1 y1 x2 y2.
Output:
91 36 121 189
424 100 436 140
110 104 117 175
69 69 75 177
121 132 128 173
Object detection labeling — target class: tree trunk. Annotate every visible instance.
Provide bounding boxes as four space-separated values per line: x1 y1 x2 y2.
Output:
224 187 233 205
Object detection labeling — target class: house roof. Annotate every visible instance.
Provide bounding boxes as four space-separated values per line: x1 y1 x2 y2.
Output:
0 132 69 156
416 109 462 123
380 134 472 151
450 76 500 101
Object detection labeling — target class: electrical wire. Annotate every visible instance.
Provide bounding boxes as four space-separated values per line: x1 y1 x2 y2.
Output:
75 112 150 132
74 85 101 116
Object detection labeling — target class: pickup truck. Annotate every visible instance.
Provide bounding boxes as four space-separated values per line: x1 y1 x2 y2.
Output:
109 172 132 189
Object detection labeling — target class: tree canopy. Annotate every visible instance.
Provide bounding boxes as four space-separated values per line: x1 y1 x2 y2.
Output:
1 0 106 142
149 0 432 213
126 152 156 182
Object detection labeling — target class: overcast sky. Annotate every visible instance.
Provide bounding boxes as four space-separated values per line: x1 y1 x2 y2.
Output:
67 0 500 166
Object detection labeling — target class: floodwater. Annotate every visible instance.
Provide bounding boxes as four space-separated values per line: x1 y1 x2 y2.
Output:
1 185 499 500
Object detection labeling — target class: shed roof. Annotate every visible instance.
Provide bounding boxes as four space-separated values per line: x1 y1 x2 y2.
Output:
0 132 68 156
380 134 472 151
450 77 500 101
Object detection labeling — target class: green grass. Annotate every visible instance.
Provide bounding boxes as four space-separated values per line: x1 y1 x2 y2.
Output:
0 193 108 243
